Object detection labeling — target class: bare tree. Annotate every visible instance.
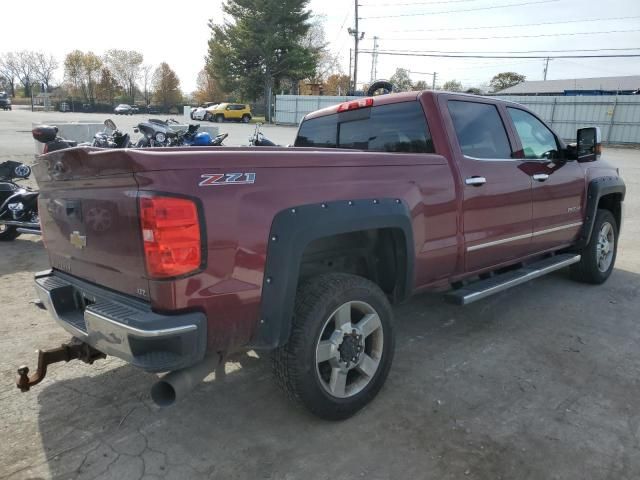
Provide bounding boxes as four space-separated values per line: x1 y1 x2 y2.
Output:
103 49 144 101
140 64 153 106
15 51 37 97
33 53 59 91
0 52 18 97
63 50 102 103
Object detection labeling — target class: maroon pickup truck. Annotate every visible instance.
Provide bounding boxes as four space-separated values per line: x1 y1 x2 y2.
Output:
18 91 625 420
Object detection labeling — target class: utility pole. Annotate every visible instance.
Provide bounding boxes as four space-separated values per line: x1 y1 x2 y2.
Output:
348 0 364 93
543 57 552 81
432 71 437 90
348 48 353 93
370 36 379 83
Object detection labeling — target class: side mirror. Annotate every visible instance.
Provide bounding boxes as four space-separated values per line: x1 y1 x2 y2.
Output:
104 119 117 131
134 128 139 133
576 126 601 162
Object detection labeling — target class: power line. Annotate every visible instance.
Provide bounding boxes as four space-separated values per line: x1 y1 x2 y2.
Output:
387 15 640 33
358 50 640 59
379 28 640 41
366 0 478 5
361 0 559 19
364 47 640 54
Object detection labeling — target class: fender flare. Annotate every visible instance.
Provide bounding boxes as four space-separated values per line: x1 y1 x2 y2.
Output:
251 198 415 349
577 176 625 248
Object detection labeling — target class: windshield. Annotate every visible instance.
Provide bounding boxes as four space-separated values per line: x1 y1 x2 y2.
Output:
0 92 7 99
295 101 434 153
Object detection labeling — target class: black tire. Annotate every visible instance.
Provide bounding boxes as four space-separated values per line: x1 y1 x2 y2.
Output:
272 273 395 421
241 114 251 123
215 114 225 123
204 112 211 122
570 209 618 284
0 225 20 241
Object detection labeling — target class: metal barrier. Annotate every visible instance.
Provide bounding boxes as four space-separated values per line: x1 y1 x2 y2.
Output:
275 93 640 144
496 95 640 144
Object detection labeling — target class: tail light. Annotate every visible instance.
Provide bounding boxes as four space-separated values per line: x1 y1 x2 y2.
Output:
139 195 203 278
337 97 374 112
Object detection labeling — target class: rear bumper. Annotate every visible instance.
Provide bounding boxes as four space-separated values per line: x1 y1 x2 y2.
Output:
34 270 207 372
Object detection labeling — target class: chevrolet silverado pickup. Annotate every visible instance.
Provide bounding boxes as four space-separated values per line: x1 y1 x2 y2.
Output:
18 91 625 420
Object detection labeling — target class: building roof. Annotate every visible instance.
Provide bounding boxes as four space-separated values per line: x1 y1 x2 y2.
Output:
496 75 640 95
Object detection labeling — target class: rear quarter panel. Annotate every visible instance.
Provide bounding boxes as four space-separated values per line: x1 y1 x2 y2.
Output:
133 147 458 351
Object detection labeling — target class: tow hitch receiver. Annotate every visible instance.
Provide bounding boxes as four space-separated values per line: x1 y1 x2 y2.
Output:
16 338 106 392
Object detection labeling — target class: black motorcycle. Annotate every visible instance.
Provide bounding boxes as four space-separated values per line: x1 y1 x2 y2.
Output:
90 119 131 148
32 120 130 153
248 123 277 146
134 118 180 147
0 161 40 240
135 118 228 147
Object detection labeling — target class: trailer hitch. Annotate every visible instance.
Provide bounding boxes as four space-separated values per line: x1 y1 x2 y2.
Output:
16 338 106 392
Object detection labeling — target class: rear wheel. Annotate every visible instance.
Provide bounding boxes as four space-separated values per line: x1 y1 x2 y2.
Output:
571 209 618 284
272 273 395 420
216 114 225 123
0 224 20 241
241 114 251 123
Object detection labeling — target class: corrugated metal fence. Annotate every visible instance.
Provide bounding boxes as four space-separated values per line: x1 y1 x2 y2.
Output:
496 95 640 144
276 94 640 144
274 95 358 125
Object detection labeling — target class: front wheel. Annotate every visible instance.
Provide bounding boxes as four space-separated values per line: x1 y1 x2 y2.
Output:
571 209 618 284
241 114 251 123
0 224 20 241
272 273 395 420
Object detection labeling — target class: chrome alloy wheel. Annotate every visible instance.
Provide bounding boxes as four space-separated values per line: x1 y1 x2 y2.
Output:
315 301 384 399
596 221 615 272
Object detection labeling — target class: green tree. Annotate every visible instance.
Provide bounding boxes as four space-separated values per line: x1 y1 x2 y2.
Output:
389 68 413 92
489 72 526 92
207 0 319 120
152 62 181 113
442 79 463 92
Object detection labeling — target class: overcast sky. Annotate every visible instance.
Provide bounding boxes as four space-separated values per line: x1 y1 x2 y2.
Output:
1 0 639 93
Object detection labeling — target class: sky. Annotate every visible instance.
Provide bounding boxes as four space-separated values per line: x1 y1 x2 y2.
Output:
1 0 639 93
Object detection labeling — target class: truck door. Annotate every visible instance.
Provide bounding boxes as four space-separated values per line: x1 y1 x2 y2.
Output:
445 98 533 272
505 107 585 252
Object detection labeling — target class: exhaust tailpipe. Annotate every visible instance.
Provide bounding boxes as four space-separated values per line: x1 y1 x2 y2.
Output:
150 353 221 408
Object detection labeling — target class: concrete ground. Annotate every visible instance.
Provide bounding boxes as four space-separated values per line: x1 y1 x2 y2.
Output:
1 109 640 480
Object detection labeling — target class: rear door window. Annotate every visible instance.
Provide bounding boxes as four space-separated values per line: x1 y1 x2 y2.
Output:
447 100 512 159
295 102 434 153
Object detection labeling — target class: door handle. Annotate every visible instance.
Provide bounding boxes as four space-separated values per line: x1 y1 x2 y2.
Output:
533 173 550 182
465 176 487 186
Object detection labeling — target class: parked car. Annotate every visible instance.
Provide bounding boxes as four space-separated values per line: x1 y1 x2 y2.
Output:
114 104 133 115
131 105 140 114
146 105 160 114
0 91 12 111
208 103 252 123
191 104 219 121
18 91 625 421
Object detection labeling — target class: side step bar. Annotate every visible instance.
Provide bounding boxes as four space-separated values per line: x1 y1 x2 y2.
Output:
446 253 581 306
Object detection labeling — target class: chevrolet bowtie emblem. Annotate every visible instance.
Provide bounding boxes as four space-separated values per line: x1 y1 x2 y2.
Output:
69 231 86 249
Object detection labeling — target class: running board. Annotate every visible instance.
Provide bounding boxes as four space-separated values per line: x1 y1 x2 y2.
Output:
446 254 581 305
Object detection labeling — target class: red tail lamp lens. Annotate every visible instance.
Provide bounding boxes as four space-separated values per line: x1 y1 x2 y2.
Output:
139 195 202 278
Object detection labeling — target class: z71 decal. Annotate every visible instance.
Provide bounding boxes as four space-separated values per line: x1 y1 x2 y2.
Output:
199 173 256 186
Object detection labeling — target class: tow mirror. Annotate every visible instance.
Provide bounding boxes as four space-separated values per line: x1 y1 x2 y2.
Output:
576 126 601 162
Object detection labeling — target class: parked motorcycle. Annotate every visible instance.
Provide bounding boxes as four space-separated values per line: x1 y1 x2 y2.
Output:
248 123 277 146
135 119 228 147
0 161 40 239
32 125 78 153
91 119 132 148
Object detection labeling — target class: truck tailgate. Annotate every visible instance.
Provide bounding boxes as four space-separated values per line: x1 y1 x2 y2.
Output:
34 148 148 299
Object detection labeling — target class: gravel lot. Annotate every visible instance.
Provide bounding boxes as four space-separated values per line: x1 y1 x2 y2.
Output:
1 109 639 480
